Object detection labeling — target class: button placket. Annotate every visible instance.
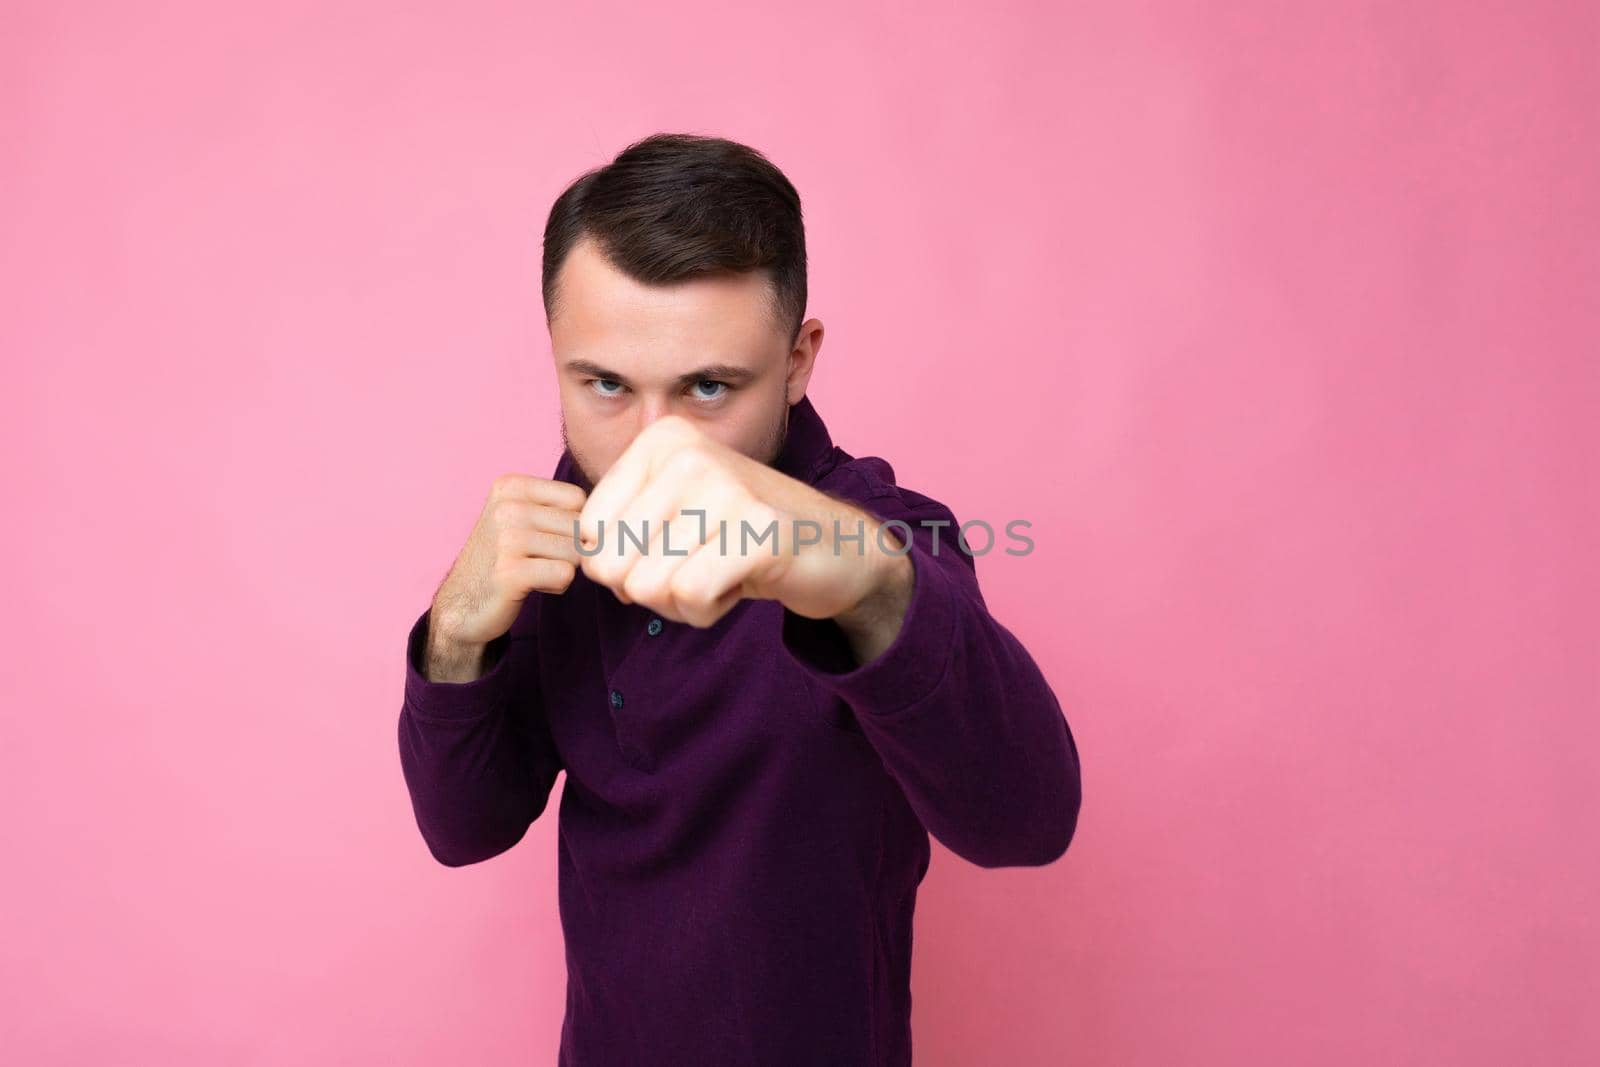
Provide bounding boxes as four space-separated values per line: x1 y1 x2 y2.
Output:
600 611 685 775
606 676 653 771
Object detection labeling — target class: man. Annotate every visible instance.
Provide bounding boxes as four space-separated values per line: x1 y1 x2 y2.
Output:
398 132 1082 1066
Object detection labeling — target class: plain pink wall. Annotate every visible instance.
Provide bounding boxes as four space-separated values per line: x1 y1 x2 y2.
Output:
3 2 1595 1063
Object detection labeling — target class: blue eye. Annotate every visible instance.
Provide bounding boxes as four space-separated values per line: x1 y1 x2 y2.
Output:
692 380 728 400
590 379 624 397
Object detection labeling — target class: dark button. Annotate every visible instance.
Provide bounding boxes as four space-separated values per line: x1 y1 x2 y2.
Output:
609 689 624 709
646 618 663 636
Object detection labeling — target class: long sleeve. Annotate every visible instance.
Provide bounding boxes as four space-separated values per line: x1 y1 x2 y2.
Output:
397 604 564 867
780 480 1082 869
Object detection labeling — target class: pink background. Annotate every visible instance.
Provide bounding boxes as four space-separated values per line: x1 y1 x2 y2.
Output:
3 2 1595 1064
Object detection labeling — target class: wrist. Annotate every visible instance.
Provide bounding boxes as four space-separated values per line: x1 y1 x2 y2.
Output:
832 535 914 663
424 615 489 683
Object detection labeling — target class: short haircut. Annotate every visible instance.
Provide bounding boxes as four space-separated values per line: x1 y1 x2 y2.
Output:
542 133 808 349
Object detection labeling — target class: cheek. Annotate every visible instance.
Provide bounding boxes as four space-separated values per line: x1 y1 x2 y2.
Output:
573 434 623 472
716 401 771 444
702 423 760 460
560 411 618 465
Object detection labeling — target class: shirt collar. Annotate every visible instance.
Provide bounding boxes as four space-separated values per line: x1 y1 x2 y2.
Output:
554 393 838 492
772 393 837 485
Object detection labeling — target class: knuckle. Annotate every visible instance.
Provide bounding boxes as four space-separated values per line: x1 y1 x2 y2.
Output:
583 553 614 586
664 445 709 480
495 524 523 553
540 559 577 591
540 479 579 507
648 414 696 445
621 567 654 603
667 572 705 608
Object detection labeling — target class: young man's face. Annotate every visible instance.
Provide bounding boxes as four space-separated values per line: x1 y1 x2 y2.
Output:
549 236 821 489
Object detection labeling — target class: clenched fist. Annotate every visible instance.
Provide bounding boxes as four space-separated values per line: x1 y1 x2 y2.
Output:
425 473 588 681
575 415 915 660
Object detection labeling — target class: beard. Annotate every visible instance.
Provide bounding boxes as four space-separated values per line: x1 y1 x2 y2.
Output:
561 395 791 492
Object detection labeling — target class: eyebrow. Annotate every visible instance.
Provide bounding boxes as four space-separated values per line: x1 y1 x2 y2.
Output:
562 359 760 388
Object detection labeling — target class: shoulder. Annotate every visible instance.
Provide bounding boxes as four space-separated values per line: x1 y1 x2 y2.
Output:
815 450 956 521
812 451 979 580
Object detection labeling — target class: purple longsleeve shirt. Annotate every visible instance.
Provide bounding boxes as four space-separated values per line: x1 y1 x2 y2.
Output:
397 394 1082 1066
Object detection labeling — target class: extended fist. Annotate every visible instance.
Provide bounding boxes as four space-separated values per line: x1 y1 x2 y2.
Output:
575 415 902 630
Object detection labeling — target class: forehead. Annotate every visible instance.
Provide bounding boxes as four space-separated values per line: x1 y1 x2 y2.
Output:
551 237 780 364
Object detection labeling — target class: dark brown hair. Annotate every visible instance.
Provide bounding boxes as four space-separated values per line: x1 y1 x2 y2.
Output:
542 133 808 349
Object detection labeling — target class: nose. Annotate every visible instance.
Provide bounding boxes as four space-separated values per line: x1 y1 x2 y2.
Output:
637 396 672 431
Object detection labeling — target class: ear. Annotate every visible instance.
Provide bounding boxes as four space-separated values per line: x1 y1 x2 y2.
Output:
785 318 824 405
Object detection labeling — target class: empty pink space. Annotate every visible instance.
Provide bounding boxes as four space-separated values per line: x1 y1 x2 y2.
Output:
2 2 1594 1064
